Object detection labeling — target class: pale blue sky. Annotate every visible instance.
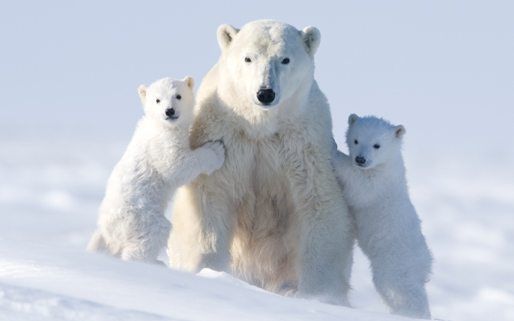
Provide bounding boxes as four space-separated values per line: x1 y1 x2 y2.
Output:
1 1 513 159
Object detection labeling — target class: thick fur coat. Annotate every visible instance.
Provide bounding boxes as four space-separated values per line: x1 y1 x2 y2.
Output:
333 114 432 318
168 20 354 304
88 77 225 263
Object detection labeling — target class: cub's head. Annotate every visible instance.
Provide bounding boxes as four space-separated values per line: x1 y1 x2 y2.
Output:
138 76 194 127
346 114 405 169
216 20 320 111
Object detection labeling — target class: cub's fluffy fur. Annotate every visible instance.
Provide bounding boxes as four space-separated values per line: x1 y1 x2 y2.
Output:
333 114 432 319
88 77 225 263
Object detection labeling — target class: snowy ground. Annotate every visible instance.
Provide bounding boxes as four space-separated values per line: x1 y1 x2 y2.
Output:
1 132 513 321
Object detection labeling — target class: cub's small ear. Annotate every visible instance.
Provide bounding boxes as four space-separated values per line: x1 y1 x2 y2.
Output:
348 113 359 126
183 76 194 90
301 26 321 56
138 85 147 103
395 125 406 138
217 24 239 50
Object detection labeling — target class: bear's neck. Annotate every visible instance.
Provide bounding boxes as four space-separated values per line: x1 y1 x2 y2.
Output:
361 154 407 185
139 116 189 145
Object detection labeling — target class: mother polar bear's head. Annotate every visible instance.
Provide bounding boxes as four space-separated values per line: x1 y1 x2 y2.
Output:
215 20 321 124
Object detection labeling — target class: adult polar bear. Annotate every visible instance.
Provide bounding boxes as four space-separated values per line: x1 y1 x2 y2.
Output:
168 20 354 304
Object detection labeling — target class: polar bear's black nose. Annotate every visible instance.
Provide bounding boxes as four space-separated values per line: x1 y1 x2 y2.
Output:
355 156 366 166
165 108 175 117
257 88 276 105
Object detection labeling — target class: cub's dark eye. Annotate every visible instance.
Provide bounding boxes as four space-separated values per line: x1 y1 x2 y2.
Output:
374 144 381 149
155 99 160 104
354 139 359 145
176 94 181 100
281 57 290 64
244 57 252 63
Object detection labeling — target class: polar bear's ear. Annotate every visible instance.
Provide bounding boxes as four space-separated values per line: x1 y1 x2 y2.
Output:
217 24 239 50
301 26 321 56
183 76 194 90
394 125 406 138
138 85 147 103
348 113 359 126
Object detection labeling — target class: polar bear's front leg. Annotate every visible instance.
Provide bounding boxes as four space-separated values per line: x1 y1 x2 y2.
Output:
362 232 432 318
286 143 355 305
169 181 234 272
166 141 225 188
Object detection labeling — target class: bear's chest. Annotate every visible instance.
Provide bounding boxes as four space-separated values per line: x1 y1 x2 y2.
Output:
223 132 294 234
223 131 288 197
252 137 287 189
343 169 391 211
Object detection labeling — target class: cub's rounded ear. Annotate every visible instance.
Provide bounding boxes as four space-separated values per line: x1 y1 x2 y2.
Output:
348 113 359 126
183 76 194 90
394 125 406 138
217 24 239 50
301 26 321 56
138 85 147 103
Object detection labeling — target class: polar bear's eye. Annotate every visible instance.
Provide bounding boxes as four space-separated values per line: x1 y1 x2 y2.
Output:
155 99 160 104
176 94 182 100
244 57 252 63
354 139 358 145
374 144 381 149
281 57 290 64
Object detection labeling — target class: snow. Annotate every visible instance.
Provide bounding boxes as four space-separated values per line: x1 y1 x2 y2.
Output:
1 133 513 321
0 237 403 321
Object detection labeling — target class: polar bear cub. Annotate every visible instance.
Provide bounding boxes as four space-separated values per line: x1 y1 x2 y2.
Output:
332 114 432 319
87 77 225 263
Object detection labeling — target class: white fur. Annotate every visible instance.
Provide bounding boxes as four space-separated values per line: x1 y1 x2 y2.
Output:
332 114 432 318
87 77 225 263
168 20 354 305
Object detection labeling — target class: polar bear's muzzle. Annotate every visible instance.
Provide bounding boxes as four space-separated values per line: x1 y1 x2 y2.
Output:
165 108 179 120
256 88 276 106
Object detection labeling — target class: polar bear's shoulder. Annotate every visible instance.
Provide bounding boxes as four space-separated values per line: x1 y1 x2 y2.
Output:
191 64 241 148
196 64 221 103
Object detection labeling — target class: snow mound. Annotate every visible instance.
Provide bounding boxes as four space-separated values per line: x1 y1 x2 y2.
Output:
0 240 414 321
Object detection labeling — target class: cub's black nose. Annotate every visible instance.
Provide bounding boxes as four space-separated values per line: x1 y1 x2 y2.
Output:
355 156 366 166
165 108 175 117
256 88 276 105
